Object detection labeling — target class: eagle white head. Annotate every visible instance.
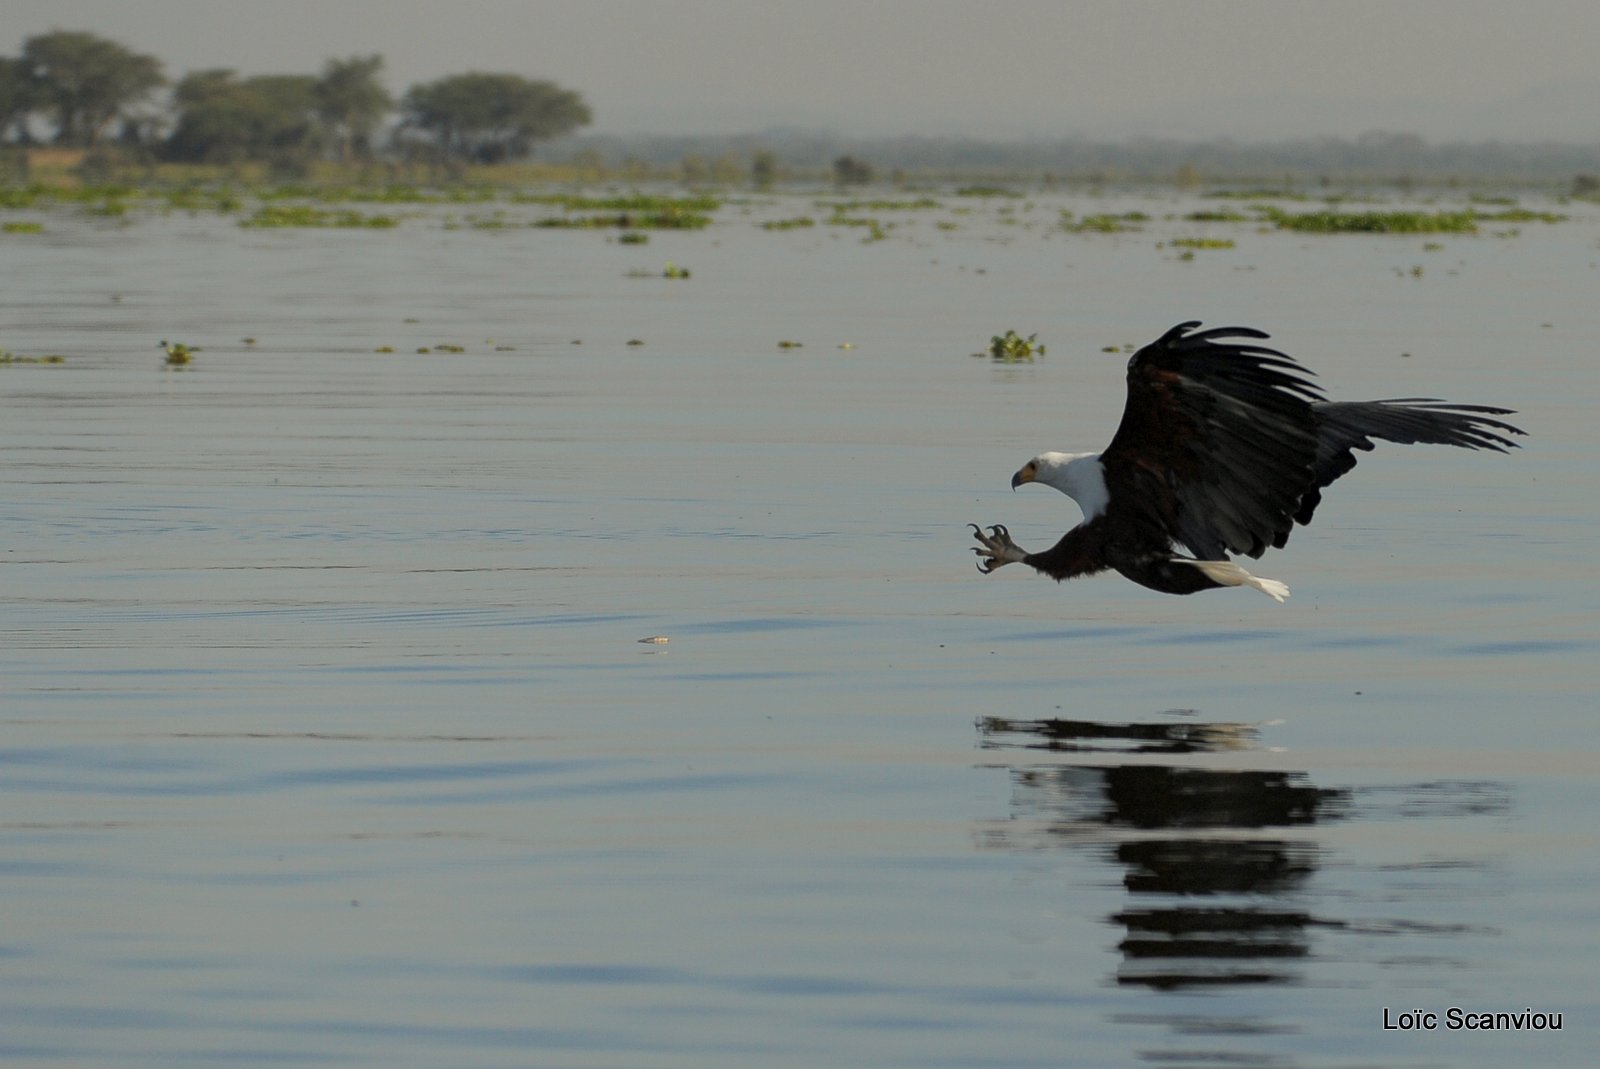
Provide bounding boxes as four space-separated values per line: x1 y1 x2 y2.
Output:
1011 451 1110 520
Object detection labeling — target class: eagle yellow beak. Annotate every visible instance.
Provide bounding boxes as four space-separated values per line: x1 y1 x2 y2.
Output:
1011 461 1036 490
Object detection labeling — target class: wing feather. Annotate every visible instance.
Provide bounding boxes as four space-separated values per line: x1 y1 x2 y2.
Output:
1098 324 1526 557
1101 322 1323 559
1294 398 1525 527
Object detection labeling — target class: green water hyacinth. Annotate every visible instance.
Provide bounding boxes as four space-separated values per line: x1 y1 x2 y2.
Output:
987 330 1045 363
240 205 400 228
1265 208 1478 234
159 340 195 366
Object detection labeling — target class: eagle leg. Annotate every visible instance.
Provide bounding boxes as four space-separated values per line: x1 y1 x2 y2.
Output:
971 523 1028 573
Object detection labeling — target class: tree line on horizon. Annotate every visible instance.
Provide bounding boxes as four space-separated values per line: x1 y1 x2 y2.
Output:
3 30 1596 187
0 30 592 169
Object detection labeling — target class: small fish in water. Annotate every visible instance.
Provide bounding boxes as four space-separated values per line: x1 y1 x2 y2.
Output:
637 635 669 645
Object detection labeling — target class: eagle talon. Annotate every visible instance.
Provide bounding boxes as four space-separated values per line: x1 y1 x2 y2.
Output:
970 522 1026 573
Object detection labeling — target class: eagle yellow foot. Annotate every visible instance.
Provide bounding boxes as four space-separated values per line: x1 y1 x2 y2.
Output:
971 523 1028 573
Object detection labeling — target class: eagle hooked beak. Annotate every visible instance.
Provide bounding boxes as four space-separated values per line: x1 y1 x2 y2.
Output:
1011 460 1037 490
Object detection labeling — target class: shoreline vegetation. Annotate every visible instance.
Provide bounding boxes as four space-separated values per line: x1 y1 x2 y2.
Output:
3 145 1598 207
1 148 1589 222
0 151 1583 262
3 144 1600 196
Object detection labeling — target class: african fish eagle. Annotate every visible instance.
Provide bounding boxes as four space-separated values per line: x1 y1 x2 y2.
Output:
970 321 1524 601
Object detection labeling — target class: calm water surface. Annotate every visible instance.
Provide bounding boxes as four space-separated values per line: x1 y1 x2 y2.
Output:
2 190 1597 1066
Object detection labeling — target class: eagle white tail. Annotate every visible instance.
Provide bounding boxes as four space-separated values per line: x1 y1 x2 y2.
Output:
1180 560 1291 603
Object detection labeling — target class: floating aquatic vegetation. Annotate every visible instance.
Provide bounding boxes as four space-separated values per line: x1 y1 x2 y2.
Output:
159 340 195 366
1062 211 1148 233
825 212 888 241
0 348 66 365
533 208 710 230
525 193 719 231
626 262 691 279
984 330 1045 363
1477 208 1567 224
164 188 242 213
1264 208 1477 234
1169 237 1236 249
617 231 649 244
760 216 815 230
239 205 401 228
513 192 721 213
954 186 1022 198
2 221 43 233
777 340 803 349
0 186 48 209
256 184 492 206
1184 209 1255 223
375 345 395 353
1203 188 1310 201
819 197 940 212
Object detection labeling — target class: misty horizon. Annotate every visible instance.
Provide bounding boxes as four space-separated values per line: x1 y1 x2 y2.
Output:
6 0 1600 147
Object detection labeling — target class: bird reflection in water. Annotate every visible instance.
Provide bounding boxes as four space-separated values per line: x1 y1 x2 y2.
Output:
977 712 1512 1066
977 714 1348 992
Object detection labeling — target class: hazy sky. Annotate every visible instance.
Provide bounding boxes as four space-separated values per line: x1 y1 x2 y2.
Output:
7 0 1599 141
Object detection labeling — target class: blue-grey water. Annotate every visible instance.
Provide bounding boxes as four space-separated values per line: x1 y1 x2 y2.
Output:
2 189 1596 1066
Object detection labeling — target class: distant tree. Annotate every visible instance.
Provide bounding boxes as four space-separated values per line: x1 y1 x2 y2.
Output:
710 152 743 185
315 54 391 163
242 75 321 166
679 153 708 184
164 70 321 166
832 155 873 185
750 149 777 189
164 69 254 161
21 30 164 147
400 73 590 163
0 56 37 143
565 146 606 180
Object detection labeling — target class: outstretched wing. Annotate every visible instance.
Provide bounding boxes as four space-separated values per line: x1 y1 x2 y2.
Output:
1100 321 1324 560
1294 398 1525 526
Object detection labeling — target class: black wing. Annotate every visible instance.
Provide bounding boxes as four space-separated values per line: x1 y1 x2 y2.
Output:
1295 398 1524 527
1100 322 1325 560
